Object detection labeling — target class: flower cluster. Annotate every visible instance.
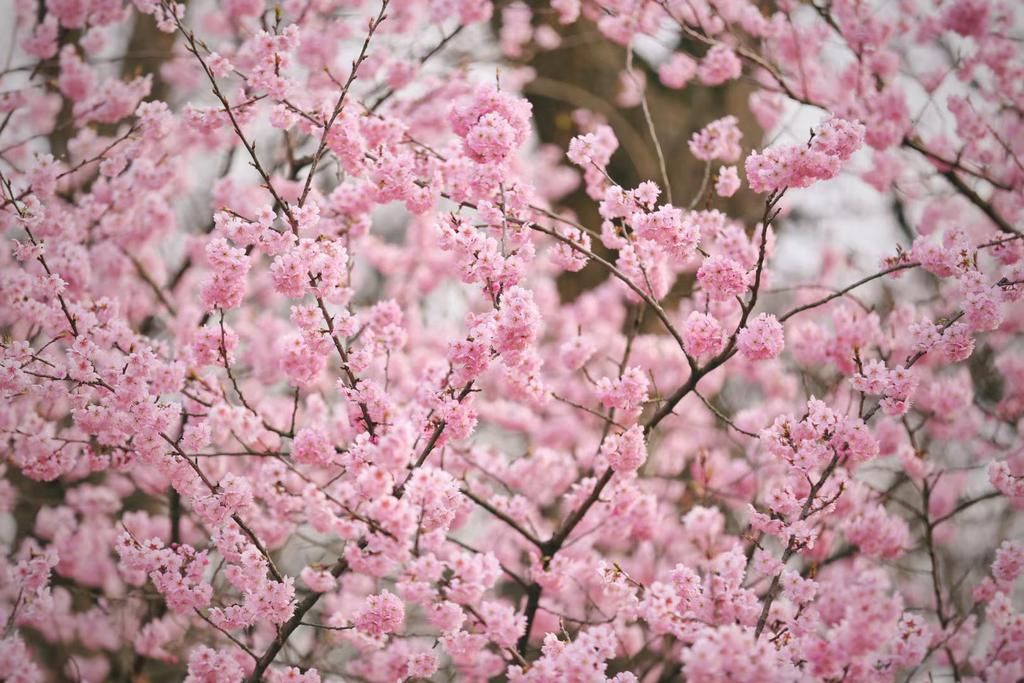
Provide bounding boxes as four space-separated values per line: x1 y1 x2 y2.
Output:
450 87 533 165
746 117 866 193
1 0 1022 681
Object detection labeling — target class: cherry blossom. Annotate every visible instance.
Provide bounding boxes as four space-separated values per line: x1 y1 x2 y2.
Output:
1 0 1022 680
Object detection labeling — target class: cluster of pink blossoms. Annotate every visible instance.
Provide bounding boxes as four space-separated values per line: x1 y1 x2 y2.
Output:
746 117 867 193
1 0 1023 681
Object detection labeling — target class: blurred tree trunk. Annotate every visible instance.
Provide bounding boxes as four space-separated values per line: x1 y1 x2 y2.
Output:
500 10 764 303
120 12 178 103
42 4 178 157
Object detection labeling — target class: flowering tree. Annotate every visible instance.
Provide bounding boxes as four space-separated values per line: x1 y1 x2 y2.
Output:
2 0 1023 680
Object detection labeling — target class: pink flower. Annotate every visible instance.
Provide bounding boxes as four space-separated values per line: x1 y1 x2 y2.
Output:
201 238 250 310
479 600 526 648
596 366 650 412
682 625 792 682
992 540 1024 585
22 16 59 59
880 366 918 416
697 45 742 86
697 254 749 301
299 566 337 592
629 204 700 261
603 425 647 472
494 286 540 358
278 333 329 387
682 311 725 358
941 0 990 37
551 0 579 23
291 426 334 466
745 116 865 193
963 288 1003 332
689 116 743 163
659 52 698 89
715 166 741 197
844 505 909 559
406 651 440 678
185 646 246 683
354 590 405 636
567 128 617 168
450 87 532 164
466 111 519 164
